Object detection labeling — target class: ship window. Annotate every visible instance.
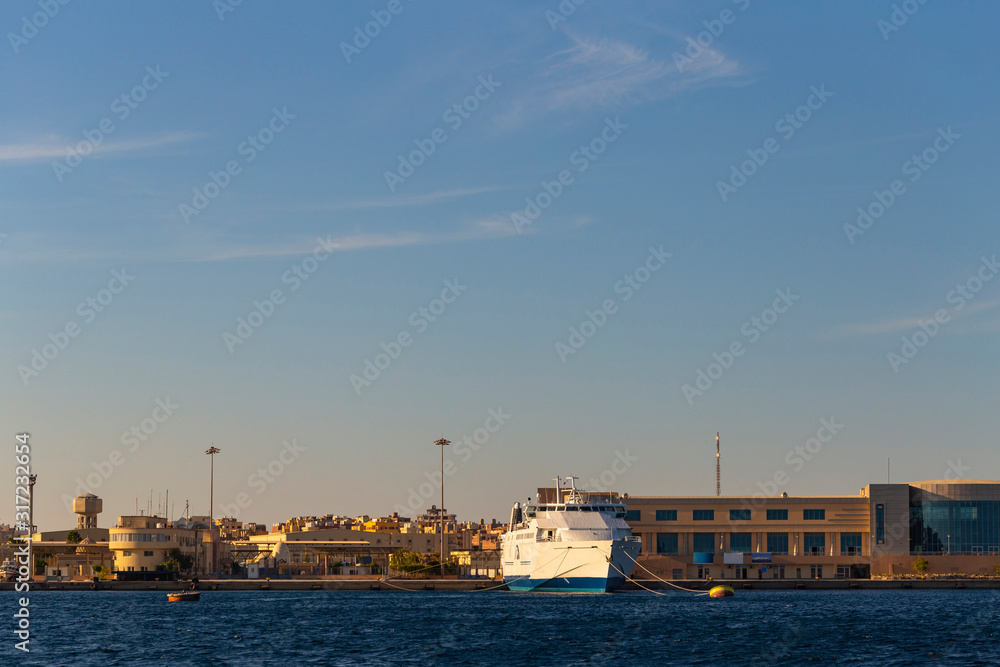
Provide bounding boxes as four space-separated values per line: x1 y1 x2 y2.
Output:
565 506 579 511
580 506 593 511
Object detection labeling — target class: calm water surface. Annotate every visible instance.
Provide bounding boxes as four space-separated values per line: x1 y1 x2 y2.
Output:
2 589 998 665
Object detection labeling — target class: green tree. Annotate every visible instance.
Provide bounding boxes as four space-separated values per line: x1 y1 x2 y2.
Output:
65 530 82 544
389 548 423 573
913 556 929 575
166 548 195 573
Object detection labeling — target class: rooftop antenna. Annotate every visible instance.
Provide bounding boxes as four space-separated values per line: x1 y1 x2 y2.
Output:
716 433 721 497
553 475 561 503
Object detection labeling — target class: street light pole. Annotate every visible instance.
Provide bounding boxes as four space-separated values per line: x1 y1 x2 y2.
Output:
205 446 220 576
434 438 450 577
28 474 37 536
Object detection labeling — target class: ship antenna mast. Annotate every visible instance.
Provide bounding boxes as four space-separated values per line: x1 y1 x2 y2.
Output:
716 432 721 497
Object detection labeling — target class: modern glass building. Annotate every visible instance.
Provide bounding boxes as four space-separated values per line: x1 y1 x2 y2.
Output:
625 480 1000 579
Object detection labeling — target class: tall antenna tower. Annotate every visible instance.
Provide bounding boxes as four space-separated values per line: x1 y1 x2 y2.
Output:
716 432 721 497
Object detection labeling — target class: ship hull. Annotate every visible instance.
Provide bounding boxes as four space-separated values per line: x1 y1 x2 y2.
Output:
502 538 639 593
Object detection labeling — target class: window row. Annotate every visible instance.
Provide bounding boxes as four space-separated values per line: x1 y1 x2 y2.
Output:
649 532 863 555
631 508 828 522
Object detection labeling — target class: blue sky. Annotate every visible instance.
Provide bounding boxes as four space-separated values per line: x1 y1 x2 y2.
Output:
2 1 999 530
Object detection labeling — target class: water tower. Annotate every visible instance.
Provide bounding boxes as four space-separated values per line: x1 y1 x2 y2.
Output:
73 494 102 530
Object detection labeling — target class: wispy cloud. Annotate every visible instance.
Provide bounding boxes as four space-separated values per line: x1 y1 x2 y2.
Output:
834 299 1000 337
498 33 745 128
0 131 198 162
304 186 510 211
192 216 523 262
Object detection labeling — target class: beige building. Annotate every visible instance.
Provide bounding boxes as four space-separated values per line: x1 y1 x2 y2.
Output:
109 515 217 575
626 479 1000 580
627 492 870 580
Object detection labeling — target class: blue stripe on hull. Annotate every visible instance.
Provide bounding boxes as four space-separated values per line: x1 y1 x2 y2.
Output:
505 575 626 593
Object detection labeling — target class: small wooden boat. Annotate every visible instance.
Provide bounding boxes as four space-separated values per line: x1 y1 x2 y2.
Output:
167 591 201 602
708 585 735 598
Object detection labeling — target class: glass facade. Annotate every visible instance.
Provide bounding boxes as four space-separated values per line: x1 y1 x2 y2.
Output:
730 509 751 521
693 510 715 521
875 503 885 544
841 532 862 555
909 500 1000 555
803 509 826 521
804 532 826 555
730 532 752 553
655 510 677 521
766 509 788 521
625 510 641 522
767 533 788 554
692 532 716 553
656 533 679 554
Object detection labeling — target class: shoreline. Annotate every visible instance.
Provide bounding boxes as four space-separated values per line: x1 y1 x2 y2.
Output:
4 578 1000 592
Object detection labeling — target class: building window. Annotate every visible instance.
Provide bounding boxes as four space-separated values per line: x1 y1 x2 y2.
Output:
803 509 826 521
693 510 715 521
875 503 885 544
692 532 715 553
810 565 823 579
672 569 683 579
766 509 788 521
804 533 826 555
767 533 789 555
730 509 751 521
836 565 852 579
729 533 752 553
908 499 1000 555
625 510 641 522
123 551 131 557
771 565 785 579
841 533 863 555
656 533 679 554
143 551 153 557
655 510 677 521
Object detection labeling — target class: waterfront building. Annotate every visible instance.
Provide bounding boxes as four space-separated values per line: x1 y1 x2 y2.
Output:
109 514 217 576
626 479 1000 579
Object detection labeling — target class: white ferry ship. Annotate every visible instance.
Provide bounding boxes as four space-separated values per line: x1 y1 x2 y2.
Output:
501 476 641 592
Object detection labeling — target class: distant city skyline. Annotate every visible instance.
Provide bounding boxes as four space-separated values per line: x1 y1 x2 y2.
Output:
2 2 998 531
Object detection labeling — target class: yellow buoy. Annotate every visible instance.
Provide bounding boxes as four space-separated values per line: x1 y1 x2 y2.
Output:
708 585 735 598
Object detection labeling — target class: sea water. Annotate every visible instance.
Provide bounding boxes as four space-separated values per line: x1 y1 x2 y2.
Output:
2 589 998 665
